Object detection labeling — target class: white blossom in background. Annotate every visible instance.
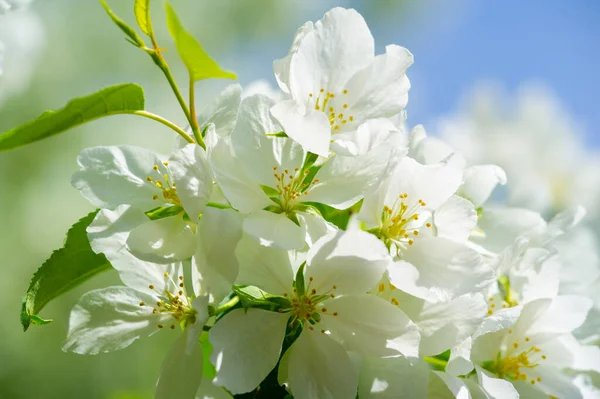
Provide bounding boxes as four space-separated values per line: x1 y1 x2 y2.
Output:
0 4 45 106
438 83 600 220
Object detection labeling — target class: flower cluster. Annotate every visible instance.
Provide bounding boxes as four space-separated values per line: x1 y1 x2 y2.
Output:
63 8 600 399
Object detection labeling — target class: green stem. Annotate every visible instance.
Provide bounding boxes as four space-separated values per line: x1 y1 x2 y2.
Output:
128 110 194 143
188 75 205 149
424 356 448 371
214 296 240 315
146 32 198 144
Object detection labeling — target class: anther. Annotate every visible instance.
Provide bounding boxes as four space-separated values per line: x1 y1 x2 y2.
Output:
157 324 164 329
343 89 348 94
153 195 159 200
149 284 155 290
333 312 338 316
321 308 327 312
343 104 348 108
163 161 169 166
179 282 184 288
153 165 159 171
147 177 153 182
391 298 399 306
170 324 175 329
139 302 145 306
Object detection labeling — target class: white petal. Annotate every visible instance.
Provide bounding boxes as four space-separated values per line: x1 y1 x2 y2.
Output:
71 145 168 209
404 293 487 356
475 366 519 399
297 211 338 247
330 118 407 157
270 99 331 157
193 208 244 301
324 294 420 357
210 308 289 394
273 21 314 94
306 229 390 295
303 147 391 209
458 165 507 208
475 207 547 253
511 381 551 399
390 236 494 302
126 215 196 263
288 7 374 98
62 287 169 355
287 328 358 399
358 356 430 399
516 296 592 339
386 156 464 211
433 195 478 243
235 233 295 296
209 136 271 214
169 144 213 220
243 210 306 250
232 94 305 186
87 206 182 295
408 125 456 165
343 45 412 123
447 338 474 377
156 327 204 399
197 83 242 138
430 371 473 399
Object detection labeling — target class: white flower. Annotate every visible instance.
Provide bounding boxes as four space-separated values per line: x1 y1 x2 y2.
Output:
444 296 600 399
271 7 413 156
210 94 398 249
438 83 600 219
360 155 495 301
72 144 212 262
209 229 420 399
63 206 214 399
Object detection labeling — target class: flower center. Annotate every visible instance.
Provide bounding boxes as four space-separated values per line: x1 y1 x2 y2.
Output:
377 193 431 253
308 88 355 132
281 277 340 333
486 333 548 386
141 272 197 330
146 162 181 206
272 166 318 212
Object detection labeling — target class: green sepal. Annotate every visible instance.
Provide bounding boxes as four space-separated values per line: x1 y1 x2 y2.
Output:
0 84 145 151
200 331 217 379
302 152 320 170
232 285 291 313
134 0 153 36
164 2 237 82
287 211 301 227
145 205 184 220
21 210 112 331
294 262 306 297
265 131 288 138
99 0 146 48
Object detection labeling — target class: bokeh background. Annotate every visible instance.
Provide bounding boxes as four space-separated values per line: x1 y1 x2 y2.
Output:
1 0 599 398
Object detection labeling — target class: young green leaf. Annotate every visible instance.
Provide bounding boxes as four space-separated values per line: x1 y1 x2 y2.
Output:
134 0 153 36
21 210 112 331
100 0 146 47
0 84 145 151
164 2 237 82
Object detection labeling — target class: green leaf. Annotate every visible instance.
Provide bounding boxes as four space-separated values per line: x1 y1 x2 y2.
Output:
0 84 145 151
134 0 153 36
164 2 237 82
200 332 216 380
100 0 146 47
21 210 112 331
